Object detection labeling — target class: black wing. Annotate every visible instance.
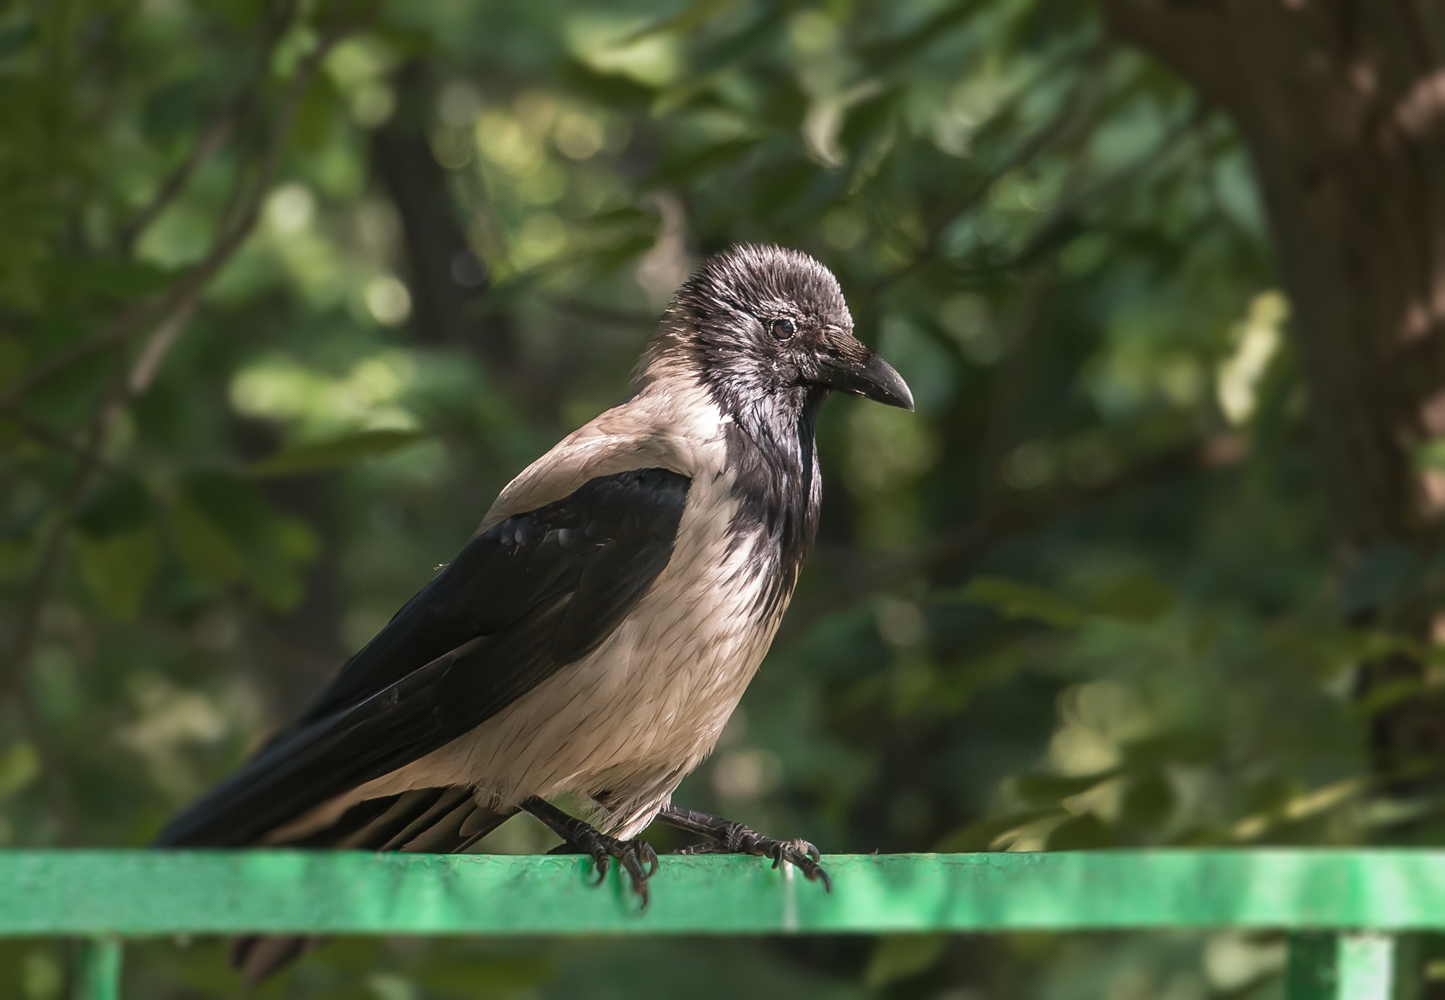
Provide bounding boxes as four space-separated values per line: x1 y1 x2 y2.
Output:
156 467 690 847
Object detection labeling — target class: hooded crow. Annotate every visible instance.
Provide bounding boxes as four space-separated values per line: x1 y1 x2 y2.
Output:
157 244 913 980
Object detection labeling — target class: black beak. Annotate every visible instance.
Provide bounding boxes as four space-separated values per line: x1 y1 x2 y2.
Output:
813 350 915 411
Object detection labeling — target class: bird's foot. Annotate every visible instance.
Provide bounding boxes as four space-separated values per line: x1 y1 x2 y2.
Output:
554 828 659 904
664 808 831 892
523 796 658 906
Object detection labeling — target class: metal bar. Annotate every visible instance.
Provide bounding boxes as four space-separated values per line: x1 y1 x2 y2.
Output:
1287 932 1338 1000
4 849 1445 937
73 937 121 1000
1287 933 1396 1000
1339 934 1396 1000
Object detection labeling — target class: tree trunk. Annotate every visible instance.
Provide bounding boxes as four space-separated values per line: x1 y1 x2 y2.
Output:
371 63 559 421
1105 0 1445 554
1103 1 1445 793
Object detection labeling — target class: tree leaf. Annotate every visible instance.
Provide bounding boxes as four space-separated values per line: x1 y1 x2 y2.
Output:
955 576 1089 628
171 495 247 586
1011 768 1121 805
1090 571 1173 624
933 806 1068 852
243 514 318 613
76 528 158 620
75 475 154 539
1120 770 1177 829
865 934 946 989
246 429 427 478
943 573 1172 627
171 473 317 609
0 741 38 800
37 256 172 301
1045 812 1116 850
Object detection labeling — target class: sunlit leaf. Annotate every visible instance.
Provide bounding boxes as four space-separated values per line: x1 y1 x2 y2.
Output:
1011 768 1120 805
1415 439 1445 471
954 576 1089 628
0 742 39 800
246 428 427 478
933 806 1068 852
1090 571 1173 623
1354 677 1427 718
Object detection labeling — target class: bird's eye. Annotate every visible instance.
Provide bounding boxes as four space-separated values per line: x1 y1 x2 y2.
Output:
770 317 796 341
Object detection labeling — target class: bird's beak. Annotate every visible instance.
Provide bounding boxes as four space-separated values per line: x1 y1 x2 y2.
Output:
812 347 915 411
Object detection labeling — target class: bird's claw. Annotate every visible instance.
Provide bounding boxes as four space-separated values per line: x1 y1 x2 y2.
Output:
531 797 658 907
674 825 831 892
760 837 832 892
575 830 657 906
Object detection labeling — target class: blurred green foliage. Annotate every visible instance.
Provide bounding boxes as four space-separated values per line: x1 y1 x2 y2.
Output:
0 0 1423 997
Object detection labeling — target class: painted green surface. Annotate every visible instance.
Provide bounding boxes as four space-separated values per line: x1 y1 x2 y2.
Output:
1286 933 1396 1000
7 849 1445 937
1287 933 1339 1000
74 938 121 1000
1336 935 1396 1000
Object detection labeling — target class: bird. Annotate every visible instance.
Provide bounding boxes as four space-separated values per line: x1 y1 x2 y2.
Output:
156 243 913 982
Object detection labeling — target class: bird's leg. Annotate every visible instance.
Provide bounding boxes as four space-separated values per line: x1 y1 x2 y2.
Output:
520 796 659 906
656 804 831 892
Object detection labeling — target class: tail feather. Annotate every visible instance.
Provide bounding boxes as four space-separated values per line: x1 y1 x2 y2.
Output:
192 786 514 986
381 787 474 851
229 935 320 988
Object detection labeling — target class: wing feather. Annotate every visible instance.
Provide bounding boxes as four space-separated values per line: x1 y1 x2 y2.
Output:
156 467 690 847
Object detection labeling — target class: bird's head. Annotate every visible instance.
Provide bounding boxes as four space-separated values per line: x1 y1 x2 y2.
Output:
638 244 914 417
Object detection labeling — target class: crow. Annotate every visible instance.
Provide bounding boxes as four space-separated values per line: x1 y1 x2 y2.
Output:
157 244 913 981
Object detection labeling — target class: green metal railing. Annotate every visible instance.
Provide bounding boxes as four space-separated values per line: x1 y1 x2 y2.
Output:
7 849 1438 999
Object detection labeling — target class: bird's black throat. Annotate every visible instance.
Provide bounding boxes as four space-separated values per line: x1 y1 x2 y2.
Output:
713 380 826 618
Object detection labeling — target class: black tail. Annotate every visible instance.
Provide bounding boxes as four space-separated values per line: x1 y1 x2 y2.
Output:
162 786 512 986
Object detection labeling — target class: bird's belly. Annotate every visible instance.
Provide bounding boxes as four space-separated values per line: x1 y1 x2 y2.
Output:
373 500 787 836
466 582 778 817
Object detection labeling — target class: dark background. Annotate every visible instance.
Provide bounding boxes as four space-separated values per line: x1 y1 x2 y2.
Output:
4 0 1445 996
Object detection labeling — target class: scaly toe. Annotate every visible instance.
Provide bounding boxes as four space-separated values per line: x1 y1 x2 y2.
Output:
619 842 655 908
793 839 823 863
772 839 831 893
673 842 726 856
590 851 611 886
791 853 832 893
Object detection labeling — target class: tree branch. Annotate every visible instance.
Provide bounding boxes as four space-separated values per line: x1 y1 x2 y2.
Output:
869 41 1110 296
116 98 242 254
0 6 358 411
0 10 364 838
781 436 1233 644
977 264 1055 507
1101 0 1237 111
3 412 115 470
932 41 1110 244
950 100 1208 279
0 299 164 409
543 295 658 328
0 365 118 844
